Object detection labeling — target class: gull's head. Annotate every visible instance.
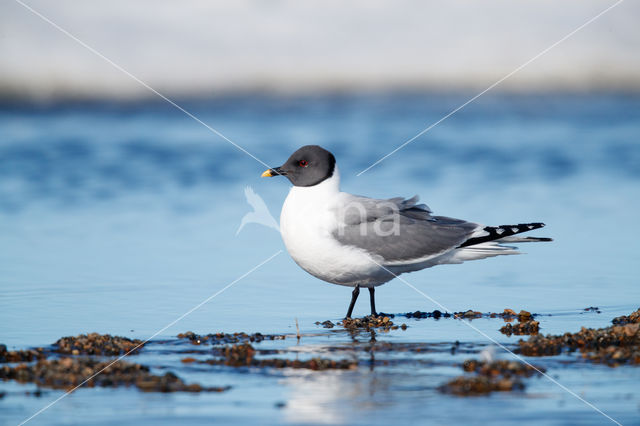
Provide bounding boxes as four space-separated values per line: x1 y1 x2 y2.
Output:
261 145 336 187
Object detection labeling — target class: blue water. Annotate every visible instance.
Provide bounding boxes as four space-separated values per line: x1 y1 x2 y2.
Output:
1 93 639 424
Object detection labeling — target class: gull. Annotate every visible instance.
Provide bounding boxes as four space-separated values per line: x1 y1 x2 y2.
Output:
262 145 551 318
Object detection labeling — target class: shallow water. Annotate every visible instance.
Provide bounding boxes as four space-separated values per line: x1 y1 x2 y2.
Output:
1 93 639 424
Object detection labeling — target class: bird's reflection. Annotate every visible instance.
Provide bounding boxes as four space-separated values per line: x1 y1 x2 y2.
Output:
281 329 399 424
281 367 395 425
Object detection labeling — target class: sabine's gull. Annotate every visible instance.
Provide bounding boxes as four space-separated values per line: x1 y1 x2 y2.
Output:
262 145 551 318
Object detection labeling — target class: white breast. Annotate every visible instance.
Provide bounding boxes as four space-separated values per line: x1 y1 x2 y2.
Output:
279 170 389 287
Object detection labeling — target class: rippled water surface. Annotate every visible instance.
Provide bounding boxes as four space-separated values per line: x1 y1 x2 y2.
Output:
1 93 639 424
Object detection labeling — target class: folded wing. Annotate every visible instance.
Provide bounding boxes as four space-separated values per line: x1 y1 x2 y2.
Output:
332 194 480 265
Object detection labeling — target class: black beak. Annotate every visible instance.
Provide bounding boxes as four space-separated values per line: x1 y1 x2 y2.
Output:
261 166 286 177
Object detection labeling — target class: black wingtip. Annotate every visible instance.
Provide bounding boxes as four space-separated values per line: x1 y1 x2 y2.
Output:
458 222 549 248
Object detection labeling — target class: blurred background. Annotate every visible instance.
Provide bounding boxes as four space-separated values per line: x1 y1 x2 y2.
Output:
1 1 640 423
2 0 640 98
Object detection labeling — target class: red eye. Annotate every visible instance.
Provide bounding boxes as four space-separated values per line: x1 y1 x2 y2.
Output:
298 160 308 167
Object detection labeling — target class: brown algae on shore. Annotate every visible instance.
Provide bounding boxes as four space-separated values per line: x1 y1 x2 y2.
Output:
0 345 46 363
339 316 406 331
454 310 483 319
200 342 358 370
500 319 540 336
176 331 357 370
0 357 228 392
439 359 544 396
54 333 144 356
1 333 225 393
518 308 640 365
496 309 538 336
612 309 640 325
177 331 286 345
315 320 336 328
402 308 535 321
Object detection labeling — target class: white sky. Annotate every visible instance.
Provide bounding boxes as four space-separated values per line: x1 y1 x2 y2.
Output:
1 0 638 98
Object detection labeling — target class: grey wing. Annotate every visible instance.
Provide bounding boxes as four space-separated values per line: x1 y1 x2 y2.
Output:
338 194 431 224
333 194 479 265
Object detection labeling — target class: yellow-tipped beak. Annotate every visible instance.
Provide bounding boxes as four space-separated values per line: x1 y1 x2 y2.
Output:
261 169 274 177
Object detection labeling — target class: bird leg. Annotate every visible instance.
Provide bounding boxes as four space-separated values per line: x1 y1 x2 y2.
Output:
369 287 378 317
345 284 360 318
